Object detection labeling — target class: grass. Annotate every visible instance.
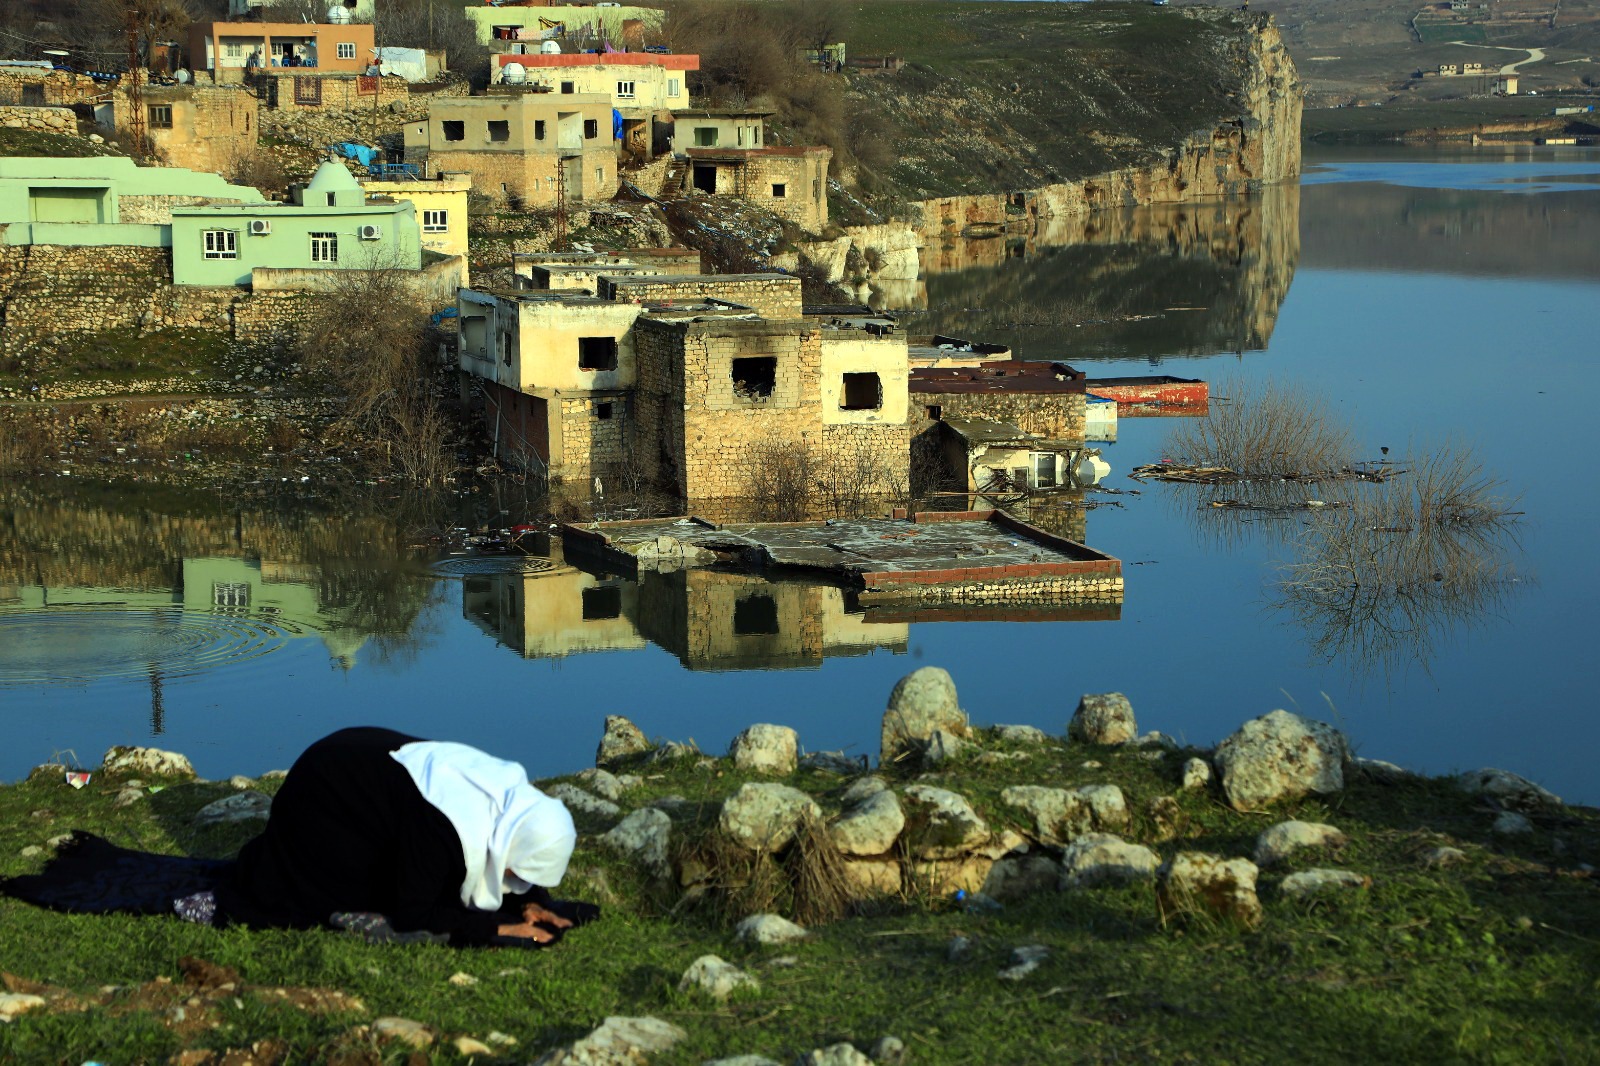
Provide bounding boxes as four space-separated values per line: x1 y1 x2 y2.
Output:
1303 96 1581 141
1 728 1596 1064
0 128 121 160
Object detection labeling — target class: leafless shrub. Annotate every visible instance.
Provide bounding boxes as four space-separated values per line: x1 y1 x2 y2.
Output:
743 433 818 521
1166 377 1356 479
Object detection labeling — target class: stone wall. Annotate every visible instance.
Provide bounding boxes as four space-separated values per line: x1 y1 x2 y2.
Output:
601 274 802 319
821 422 911 485
741 149 830 231
913 392 1086 441
0 70 104 107
0 106 79 136
557 392 631 485
260 73 411 113
118 194 257 225
118 86 258 177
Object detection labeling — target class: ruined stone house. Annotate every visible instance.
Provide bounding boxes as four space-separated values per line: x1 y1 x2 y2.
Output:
669 110 832 230
96 83 258 177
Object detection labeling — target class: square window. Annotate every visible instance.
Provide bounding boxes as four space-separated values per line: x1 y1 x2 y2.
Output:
583 118 598 139
442 120 464 141
693 126 717 147
148 104 172 129
336 41 355 59
309 231 338 263
616 80 635 98
422 209 448 232
771 183 786 198
534 119 546 140
487 119 510 142
926 404 943 421
595 401 613 420
1031 452 1057 490
560 80 575 94
731 356 775 401
581 585 622 620
667 78 680 96
500 332 512 365
203 229 237 260
578 336 618 371
733 595 779 635
840 372 882 411
224 42 242 59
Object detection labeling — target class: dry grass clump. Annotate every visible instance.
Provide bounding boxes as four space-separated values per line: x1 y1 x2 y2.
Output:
1165 378 1355 479
672 812 855 927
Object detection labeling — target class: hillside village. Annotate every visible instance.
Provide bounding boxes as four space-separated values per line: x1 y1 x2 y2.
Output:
0 1 1297 530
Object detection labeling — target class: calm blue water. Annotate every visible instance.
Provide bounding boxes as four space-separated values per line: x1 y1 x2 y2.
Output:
4 148 1598 801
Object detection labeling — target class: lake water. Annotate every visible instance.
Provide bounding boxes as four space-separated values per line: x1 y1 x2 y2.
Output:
4 146 1598 802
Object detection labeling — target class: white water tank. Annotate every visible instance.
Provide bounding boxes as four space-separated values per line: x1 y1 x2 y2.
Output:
541 40 562 55
327 6 351 23
502 62 526 84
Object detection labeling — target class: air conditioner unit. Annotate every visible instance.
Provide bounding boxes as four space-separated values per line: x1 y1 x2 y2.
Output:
248 219 272 235
358 224 382 241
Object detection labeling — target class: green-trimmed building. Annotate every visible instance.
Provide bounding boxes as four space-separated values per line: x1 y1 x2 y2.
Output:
170 162 422 287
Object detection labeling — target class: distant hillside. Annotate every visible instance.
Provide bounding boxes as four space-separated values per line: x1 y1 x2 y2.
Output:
839 2 1295 202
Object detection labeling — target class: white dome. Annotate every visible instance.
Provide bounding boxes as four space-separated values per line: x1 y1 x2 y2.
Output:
502 62 526 84
540 40 562 55
326 6 351 23
307 160 360 191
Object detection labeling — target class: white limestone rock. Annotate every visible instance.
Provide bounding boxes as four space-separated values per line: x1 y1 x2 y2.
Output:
923 727 967 765
1459 768 1561 810
829 788 904 856
796 1044 874 1066
1254 821 1348 867
1059 833 1160 888
900 785 989 859
718 783 822 853
729 724 799 775
1000 784 1128 845
547 783 622 822
1212 710 1349 812
1353 756 1413 784
1158 852 1263 928
535 1016 687 1065
1181 757 1212 791
596 715 651 767
575 768 626 801
373 1016 434 1049
112 788 145 809
102 746 194 779
0 993 47 1022
840 775 888 805
1420 846 1467 868
1280 869 1371 899
193 791 272 827
881 667 969 765
600 808 672 876
870 1035 907 1065
735 914 809 945
993 724 1050 744
1068 693 1137 745
1493 811 1534 835
678 955 759 1001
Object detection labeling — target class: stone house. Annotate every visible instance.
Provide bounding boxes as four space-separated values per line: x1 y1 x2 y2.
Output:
910 361 1087 438
463 5 665 47
97 84 257 177
169 162 424 287
511 247 701 289
361 171 472 282
0 68 106 107
674 110 832 230
256 71 410 113
404 92 617 207
492 51 697 160
188 21 376 82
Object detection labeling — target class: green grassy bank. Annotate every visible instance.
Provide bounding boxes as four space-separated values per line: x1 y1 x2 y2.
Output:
2 717 1596 1065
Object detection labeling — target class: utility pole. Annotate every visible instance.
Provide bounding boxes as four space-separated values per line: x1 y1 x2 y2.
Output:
554 161 568 249
124 5 146 160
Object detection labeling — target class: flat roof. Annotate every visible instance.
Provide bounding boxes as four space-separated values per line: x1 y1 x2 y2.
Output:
910 360 1085 395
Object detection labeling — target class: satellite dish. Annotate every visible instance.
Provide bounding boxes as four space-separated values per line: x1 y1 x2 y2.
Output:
541 40 562 55
175 68 191 83
502 62 526 84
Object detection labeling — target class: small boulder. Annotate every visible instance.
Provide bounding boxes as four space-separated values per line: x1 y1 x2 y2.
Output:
881 667 968 765
735 914 808 945
1254 821 1347 867
679 955 758 1001
1458 768 1561 810
829 789 904 856
546 783 622 822
1352 756 1412 784
718 783 822 853
1060 833 1160 888
870 1036 907 1065
112 788 145 809
1420 846 1467 868
1180 758 1212 791
102 746 194 779
796 1044 873 1066
1068 693 1137 745
1280 869 1371 899
193 791 271 827
841 858 902 897
1158 852 1262 928
1212 710 1349 812
536 1016 686 1065
982 852 1061 901
1493 811 1534 835
840 775 888 805
900 785 989 859
1146 795 1185 842
372 1017 433 1049
228 775 254 790
1000 784 1127 845
998 944 1050 981
596 715 651 767
993 724 1050 744
599 808 672 875
575 768 625 801
0 993 47 1021
923 727 967 765
729 724 799 775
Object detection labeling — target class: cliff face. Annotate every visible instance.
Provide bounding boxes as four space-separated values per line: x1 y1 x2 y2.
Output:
906 18 1302 240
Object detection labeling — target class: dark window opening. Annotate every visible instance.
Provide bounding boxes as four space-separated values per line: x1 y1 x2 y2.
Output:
534 119 546 140
148 104 172 129
442 120 464 141
841 372 882 411
487 120 510 142
926 404 942 421
581 585 622 620
771 183 786 198
595 401 613 420
578 336 618 371
732 356 776 401
325 192 337 206
560 80 575 94
733 594 779 635
583 118 598 139
693 126 717 147
692 164 716 194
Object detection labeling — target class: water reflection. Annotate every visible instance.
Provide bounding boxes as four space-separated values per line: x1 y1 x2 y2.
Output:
901 185 1300 363
0 486 436 684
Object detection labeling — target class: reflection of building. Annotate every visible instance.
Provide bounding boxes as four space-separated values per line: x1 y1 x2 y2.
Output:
459 552 646 660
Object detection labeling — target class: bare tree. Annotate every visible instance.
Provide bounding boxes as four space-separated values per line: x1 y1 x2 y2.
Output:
1164 376 1356 480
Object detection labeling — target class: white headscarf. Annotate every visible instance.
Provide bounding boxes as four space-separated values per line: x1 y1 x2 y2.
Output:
391 740 576 911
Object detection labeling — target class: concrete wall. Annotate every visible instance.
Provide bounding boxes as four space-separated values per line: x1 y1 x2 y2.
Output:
463 5 665 45
170 201 421 286
820 332 908 427
362 174 471 279
494 56 690 111
190 22 376 81
510 298 643 393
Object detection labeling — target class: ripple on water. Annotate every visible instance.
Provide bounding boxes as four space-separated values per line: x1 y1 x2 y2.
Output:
429 556 558 578
0 606 294 686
